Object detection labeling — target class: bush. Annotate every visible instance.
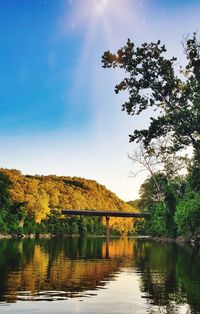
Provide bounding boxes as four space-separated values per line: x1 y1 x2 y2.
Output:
175 192 200 240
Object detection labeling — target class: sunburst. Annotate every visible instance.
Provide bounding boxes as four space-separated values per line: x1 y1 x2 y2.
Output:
96 0 109 15
63 0 141 102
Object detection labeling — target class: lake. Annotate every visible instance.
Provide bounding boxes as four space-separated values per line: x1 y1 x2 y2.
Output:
0 237 199 314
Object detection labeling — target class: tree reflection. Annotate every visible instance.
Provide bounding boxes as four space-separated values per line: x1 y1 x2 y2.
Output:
0 238 135 303
0 238 200 313
134 240 200 314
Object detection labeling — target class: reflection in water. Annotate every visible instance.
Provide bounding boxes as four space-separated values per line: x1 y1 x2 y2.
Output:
0 238 132 303
135 241 200 314
0 238 200 313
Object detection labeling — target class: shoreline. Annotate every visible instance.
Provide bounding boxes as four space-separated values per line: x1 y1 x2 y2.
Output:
0 233 198 247
0 233 150 239
149 236 199 247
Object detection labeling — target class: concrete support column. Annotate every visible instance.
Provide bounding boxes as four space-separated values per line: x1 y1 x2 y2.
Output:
106 216 110 240
106 216 110 258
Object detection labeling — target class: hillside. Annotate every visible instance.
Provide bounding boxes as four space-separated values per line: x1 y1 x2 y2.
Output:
0 168 138 235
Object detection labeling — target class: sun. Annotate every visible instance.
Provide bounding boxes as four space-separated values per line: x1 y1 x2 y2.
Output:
96 0 109 15
65 0 137 58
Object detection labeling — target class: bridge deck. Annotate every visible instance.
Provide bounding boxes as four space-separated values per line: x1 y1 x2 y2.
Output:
61 209 148 218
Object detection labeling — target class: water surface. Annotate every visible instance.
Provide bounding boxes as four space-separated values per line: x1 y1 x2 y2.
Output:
0 237 200 313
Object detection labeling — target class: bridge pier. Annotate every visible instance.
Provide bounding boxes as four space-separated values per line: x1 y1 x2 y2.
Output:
106 216 110 239
61 209 149 242
105 216 110 258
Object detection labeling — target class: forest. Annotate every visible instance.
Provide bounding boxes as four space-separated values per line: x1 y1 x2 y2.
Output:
0 168 137 236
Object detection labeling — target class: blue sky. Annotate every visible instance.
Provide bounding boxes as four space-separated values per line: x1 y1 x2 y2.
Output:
0 0 90 133
0 0 200 200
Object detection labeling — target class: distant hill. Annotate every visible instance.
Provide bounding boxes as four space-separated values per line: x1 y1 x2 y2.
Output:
0 169 138 234
127 200 140 209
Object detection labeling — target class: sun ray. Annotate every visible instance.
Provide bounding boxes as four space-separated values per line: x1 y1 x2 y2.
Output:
61 0 144 115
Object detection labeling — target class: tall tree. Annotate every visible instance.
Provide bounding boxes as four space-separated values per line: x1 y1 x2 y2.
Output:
102 33 200 157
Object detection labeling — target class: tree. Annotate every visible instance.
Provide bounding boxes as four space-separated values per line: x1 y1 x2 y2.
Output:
102 33 200 158
0 173 12 232
0 173 12 210
175 192 200 246
138 173 185 237
0 173 26 234
187 153 200 191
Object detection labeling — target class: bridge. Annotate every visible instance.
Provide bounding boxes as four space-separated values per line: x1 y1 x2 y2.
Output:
61 209 149 239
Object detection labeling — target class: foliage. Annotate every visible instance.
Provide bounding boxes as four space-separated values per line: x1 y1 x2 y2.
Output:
0 168 137 236
137 173 186 238
127 199 141 209
0 173 26 234
0 172 12 210
130 164 200 241
175 192 200 243
101 33 200 243
187 154 200 191
102 33 200 157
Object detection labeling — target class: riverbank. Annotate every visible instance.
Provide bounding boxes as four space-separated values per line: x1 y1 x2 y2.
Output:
0 233 199 248
0 233 120 239
150 235 200 247
0 233 52 239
